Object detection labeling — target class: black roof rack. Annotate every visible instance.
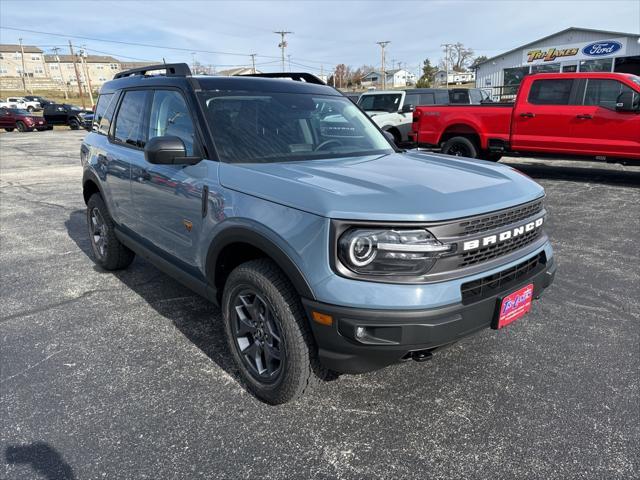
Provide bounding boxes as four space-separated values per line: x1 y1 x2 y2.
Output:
114 62 192 79
239 72 325 85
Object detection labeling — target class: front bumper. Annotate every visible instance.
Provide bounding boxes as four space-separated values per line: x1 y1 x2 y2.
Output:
303 256 555 374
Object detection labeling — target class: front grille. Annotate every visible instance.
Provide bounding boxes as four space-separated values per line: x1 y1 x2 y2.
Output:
461 252 546 304
459 228 542 267
457 200 543 236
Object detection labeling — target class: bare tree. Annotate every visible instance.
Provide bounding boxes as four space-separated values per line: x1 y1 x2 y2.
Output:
439 43 475 72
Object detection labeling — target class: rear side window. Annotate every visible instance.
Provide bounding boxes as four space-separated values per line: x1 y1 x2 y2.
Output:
583 79 634 109
528 79 573 105
404 94 419 107
449 91 470 104
93 93 116 135
148 90 196 155
113 90 148 148
419 93 435 105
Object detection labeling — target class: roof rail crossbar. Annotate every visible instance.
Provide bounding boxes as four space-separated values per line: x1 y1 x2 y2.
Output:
114 62 192 79
239 72 325 85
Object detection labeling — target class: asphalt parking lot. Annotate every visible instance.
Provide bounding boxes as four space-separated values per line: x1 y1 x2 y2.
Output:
1 130 639 480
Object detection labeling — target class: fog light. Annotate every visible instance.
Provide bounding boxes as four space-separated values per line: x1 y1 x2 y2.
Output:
355 327 366 338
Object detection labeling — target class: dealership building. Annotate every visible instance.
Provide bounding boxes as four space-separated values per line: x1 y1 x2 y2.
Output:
475 27 640 99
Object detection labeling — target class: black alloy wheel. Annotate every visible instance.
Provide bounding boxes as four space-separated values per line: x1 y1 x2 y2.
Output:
89 206 108 260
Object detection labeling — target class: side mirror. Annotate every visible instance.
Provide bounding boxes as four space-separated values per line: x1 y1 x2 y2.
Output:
401 104 414 113
615 91 636 112
145 136 189 165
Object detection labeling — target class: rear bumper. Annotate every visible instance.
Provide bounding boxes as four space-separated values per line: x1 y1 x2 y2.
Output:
303 257 555 374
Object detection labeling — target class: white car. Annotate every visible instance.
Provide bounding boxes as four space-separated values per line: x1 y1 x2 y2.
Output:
0 97 41 112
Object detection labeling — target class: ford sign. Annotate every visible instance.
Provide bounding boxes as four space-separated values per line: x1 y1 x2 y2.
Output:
582 41 622 57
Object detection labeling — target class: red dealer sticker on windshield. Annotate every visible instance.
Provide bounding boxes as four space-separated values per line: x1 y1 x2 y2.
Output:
493 284 534 329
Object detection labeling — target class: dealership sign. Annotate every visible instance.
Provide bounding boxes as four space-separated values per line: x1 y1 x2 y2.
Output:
524 37 627 64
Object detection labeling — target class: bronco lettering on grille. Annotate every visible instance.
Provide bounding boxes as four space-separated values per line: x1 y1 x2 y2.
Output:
462 217 544 252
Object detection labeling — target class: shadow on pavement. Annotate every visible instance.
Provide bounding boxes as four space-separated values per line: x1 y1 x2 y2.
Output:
64 209 244 390
502 160 640 187
5 442 75 480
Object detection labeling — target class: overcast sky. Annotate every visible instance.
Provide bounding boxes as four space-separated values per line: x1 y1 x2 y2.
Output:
1 0 639 75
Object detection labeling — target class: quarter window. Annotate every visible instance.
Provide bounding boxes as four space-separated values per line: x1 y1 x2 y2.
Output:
528 79 573 105
94 93 117 135
113 90 148 147
148 90 197 155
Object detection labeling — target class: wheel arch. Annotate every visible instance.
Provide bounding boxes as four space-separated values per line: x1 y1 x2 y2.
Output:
205 224 316 303
82 170 103 204
439 122 483 149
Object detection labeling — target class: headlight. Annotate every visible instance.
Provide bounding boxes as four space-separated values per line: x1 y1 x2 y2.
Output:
337 228 453 276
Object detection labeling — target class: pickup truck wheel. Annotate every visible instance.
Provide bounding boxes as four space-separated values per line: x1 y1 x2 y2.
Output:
442 136 478 158
27 106 34 112
222 259 321 404
86 193 135 270
16 121 27 132
4 128 14 132
69 119 80 130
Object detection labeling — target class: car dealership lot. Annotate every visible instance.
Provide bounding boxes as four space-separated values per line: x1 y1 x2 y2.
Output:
1 130 638 479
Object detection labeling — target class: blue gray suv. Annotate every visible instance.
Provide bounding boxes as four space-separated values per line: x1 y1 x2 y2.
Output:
81 64 555 404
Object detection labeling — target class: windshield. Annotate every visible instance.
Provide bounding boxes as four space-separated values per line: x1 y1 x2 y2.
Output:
357 94 402 112
198 91 393 163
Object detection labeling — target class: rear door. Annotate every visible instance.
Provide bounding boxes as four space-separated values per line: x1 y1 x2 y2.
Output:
511 78 583 153
570 78 640 159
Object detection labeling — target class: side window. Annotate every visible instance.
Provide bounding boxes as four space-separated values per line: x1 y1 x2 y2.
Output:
583 79 632 109
419 93 435 105
148 90 196 156
528 79 573 105
93 93 116 134
403 94 419 107
113 90 148 148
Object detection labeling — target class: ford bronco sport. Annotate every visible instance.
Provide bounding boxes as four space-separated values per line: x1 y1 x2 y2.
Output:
81 64 555 404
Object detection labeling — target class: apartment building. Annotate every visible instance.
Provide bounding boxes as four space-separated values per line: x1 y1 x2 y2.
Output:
0 44 47 77
44 54 121 88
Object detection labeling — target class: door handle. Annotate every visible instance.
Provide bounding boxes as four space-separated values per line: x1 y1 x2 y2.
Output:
576 114 593 119
520 112 535 118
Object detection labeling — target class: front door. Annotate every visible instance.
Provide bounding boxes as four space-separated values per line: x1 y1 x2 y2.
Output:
129 89 206 269
511 78 583 154
570 78 640 159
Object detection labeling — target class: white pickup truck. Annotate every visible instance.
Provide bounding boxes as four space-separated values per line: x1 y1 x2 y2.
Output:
357 88 491 145
0 97 41 112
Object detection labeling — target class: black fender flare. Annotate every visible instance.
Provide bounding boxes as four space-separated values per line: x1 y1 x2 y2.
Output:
82 169 105 203
205 222 316 300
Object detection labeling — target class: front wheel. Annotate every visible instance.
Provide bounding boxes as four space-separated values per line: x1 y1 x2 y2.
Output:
441 136 478 158
27 106 34 112
69 118 80 130
86 193 135 270
4 128 14 132
16 121 28 132
222 259 322 404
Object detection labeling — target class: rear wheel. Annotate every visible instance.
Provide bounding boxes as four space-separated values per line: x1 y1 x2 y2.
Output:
441 136 478 158
222 259 322 404
4 128 14 132
69 118 80 130
86 193 135 270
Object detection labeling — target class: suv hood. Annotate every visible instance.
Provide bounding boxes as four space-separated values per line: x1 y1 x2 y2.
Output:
219 151 544 221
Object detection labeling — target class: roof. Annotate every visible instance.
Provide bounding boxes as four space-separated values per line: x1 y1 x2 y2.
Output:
475 27 640 67
0 44 43 53
43 54 119 63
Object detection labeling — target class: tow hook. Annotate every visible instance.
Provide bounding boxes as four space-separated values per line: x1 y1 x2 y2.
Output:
411 350 433 362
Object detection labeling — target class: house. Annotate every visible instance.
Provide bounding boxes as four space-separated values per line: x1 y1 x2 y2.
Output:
0 44 47 78
44 54 121 87
217 67 261 76
434 70 476 85
361 69 416 88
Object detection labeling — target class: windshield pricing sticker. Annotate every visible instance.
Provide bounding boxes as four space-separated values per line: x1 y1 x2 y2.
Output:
494 284 534 329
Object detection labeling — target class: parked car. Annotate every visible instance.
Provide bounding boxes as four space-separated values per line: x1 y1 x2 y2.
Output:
0 96 41 112
81 64 555 404
358 88 492 145
43 103 93 129
411 72 640 161
24 95 54 107
0 108 48 132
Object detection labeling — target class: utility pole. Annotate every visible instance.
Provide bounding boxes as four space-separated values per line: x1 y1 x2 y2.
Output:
51 47 68 99
287 54 291 72
191 52 196 74
18 38 30 93
249 53 257 74
68 41 85 108
376 41 390 89
441 43 454 89
274 30 292 72
79 47 94 106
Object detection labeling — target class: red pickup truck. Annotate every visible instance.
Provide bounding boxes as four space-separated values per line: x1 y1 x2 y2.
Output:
410 72 640 161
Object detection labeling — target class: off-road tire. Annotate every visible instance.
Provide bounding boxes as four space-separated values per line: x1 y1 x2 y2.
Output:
442 136 478 158
86 193 135 270
222 259 323 404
